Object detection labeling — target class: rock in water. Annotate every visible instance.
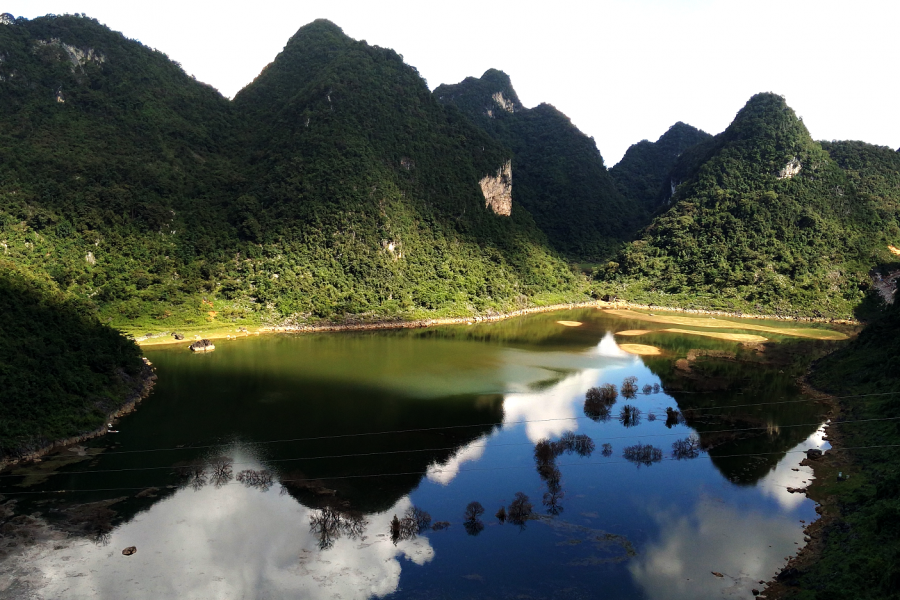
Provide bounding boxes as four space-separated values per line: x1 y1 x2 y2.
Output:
189 339 215 352
122 546 137 556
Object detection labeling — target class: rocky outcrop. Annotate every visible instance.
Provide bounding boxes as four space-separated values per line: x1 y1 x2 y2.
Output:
492 91 515 113
778 157 802 179
189 339 215 352
0 13 14 25
34 38 106 72
479 161 512 216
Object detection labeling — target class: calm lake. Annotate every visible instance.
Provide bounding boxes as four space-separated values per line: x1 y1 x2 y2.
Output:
0 308 840 599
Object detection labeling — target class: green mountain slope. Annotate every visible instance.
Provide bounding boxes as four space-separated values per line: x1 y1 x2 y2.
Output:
786 298 900 597
0 263 147 461
434 69 640 261
0 16 586 333
610 122 711 212
598 93 900 318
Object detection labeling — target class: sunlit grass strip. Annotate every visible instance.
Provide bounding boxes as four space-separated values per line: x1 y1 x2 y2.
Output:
603 309 847 340
618 344 661 355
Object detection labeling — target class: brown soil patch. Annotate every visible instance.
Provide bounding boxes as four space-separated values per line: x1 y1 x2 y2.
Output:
614 330 651 336
603 309 847 340
618 344 661 356
556 321 583 327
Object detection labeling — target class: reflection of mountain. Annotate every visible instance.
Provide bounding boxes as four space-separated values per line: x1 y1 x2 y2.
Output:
10 472 433 599
629 498 805 599
641 346 824 485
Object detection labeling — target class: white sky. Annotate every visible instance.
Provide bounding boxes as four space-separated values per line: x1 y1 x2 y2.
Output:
6 0 899 165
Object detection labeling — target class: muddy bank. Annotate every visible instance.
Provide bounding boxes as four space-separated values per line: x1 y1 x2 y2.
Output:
0 362 157 471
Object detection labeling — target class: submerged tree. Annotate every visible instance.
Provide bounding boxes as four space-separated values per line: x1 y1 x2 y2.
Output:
619 404 642 427
672 435 704 460
496 506 507 523
665 407 684 428
642 384 653 395
601 443 613 457
236 469 274 491
310 506 368 550
621 376 639 399
653 383 661 394
508 492 534 526
209 456 234 488
623 443 663 467
584 384 617 422
543 489 565 516
464 501 485 522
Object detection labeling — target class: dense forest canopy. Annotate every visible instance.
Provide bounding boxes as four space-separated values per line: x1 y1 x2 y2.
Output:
596 93 900 319
0 16 587 335
610 121 712 212
435 69 642 261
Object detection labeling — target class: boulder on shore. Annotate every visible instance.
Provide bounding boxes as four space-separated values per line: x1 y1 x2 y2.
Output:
173 333 184 340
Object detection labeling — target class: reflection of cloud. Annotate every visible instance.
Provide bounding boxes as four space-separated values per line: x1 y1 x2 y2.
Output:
502 369 600 442
758 425 829 510
596 331 632 358
630 499 804 599
22 466 433 599
426 436 489 485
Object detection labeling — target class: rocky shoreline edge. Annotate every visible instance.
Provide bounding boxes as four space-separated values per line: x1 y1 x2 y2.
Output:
0 361 158 471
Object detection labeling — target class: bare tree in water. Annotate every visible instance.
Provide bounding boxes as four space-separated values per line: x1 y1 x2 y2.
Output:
507 492 533 527
463 501 485 536
584 384 617 422
543 489 565 516
173 459 208 491
601 443 613 457
665 407 685 428
623 443 663 467
653 383 661 394
236 469 274 491
672 435 703 460
642 384 653 395
619 404 642 427
621 376 639 399
209 456 234 488
310 506 369 550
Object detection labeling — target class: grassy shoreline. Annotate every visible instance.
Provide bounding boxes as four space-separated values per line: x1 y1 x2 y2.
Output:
130 300 859 349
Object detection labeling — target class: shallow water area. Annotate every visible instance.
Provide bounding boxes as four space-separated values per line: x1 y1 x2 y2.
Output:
0 308 838 599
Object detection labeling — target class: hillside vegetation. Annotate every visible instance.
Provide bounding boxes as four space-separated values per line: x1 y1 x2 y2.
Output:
782 298 900 598
0 263 146 460
610 121 711 212
597 93 900 319
0 16 587 335
435 69 641 261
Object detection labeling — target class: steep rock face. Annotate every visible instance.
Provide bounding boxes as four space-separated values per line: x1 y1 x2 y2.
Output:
435 69 639 261
603 93 900 318
610 122 711 212
480 161 512 215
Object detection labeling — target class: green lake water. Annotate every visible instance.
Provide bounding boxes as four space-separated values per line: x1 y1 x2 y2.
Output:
0 308 840 599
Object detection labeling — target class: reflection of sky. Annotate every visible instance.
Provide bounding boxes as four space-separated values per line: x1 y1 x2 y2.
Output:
8 321 831 599
629 498 804 599
757 425 830 510
25 456 433 599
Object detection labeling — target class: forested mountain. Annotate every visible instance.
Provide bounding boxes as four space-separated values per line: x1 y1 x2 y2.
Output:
598 93 900 319
610 122 711 212
0 15 586 333
434 69 641 261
